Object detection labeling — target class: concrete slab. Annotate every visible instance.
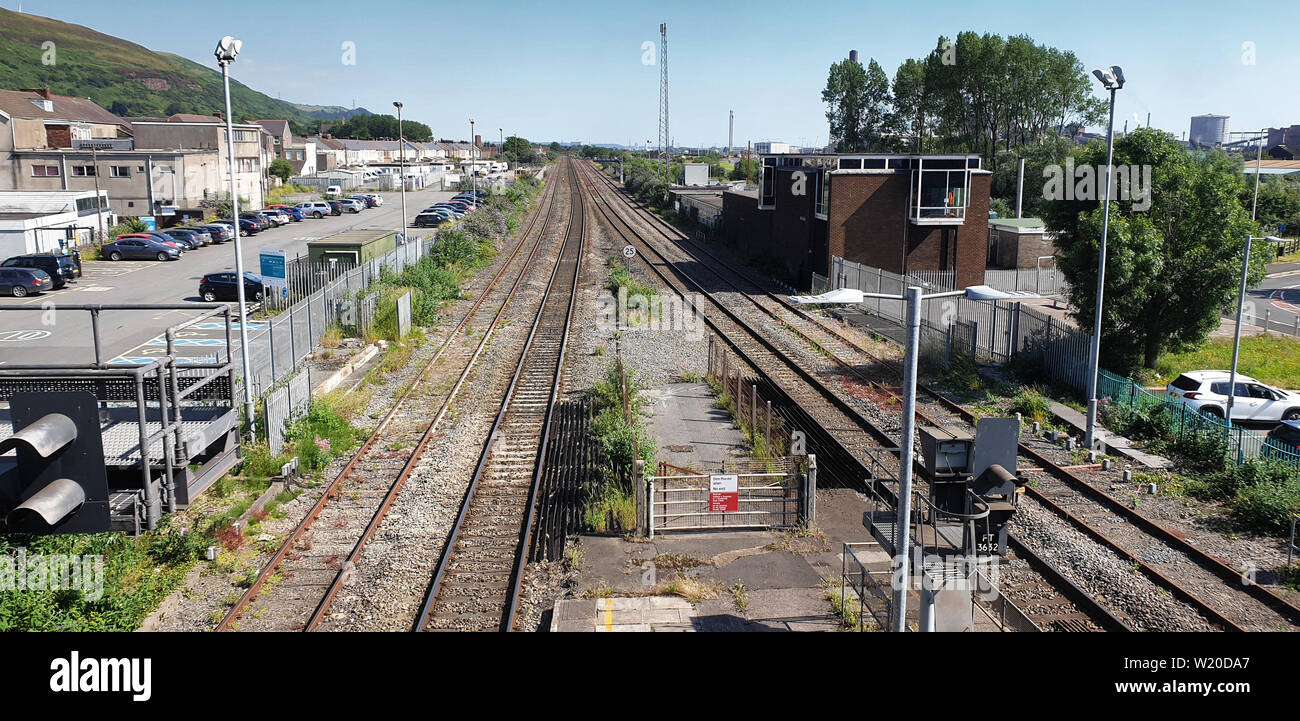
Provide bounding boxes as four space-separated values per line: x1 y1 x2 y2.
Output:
1050 401 1173 469
694 549 822 590
645 381 748 470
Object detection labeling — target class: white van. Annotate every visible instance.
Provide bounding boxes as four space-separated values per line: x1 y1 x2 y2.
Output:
325 185 342 197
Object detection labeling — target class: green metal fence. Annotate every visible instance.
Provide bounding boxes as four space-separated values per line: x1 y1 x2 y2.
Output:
1097 369 1300 473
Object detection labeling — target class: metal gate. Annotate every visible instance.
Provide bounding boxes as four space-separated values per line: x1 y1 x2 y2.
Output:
643 456 813 536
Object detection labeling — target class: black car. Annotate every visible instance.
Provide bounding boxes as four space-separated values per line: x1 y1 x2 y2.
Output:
143 230 196 250
219 218 260 234
326 200 344 216
2 253 80 289
199 272 266 302
101 236 182 261
163 228 209 248
196 224 233 243
413 213 449 228
348 195 376 208
238 213 270 231
0 267 52 297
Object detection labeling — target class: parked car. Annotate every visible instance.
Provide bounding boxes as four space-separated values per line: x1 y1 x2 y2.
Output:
267 204 304 221
0 267 52 297
253 210 285 227
1 253 80 289
297 201 333 219
424 207 462 220
326 185 342 197
218 218 260 235
347 195 375 209
198 272 266 302
164 228 210 248
1166 371 1300 423
413 213 449 228
239 213 271 231
337 198 364 213
102 237 182 261
361 194 383 207
264 209 293 225
146 231 196 250
1265 420 1300 457
326 200 344 216
195 224 233 243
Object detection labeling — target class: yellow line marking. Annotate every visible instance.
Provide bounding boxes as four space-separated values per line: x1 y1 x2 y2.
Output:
603 598 613 632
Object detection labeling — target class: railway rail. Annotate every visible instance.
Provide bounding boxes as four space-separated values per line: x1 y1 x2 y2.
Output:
215 166 563 632
414 158 584 632
586 160 1300 632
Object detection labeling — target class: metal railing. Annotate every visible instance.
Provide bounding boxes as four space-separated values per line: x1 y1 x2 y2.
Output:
840 542 892 631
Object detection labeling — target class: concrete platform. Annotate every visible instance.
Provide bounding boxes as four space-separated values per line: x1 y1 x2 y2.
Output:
1049 401 1173 469
551 588 844 632
644 381 747 470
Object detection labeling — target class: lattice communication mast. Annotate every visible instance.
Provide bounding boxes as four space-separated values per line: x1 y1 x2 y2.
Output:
658 23 669 192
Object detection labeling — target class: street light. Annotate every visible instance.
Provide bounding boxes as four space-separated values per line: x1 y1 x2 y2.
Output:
1226 235 1288 424
468 118 477 210
215 34 256 436
394 101 408 245
792 284 1039 631
1083 65 1125 453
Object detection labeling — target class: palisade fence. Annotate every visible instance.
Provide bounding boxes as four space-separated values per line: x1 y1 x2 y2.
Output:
813 256 1289 475
1097 369 1300 475
243 234 435 400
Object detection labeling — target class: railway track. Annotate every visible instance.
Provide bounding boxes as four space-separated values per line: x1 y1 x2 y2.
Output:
586 161 1300 632
579 161 1128 632
215 168 562 632
414 158 584 632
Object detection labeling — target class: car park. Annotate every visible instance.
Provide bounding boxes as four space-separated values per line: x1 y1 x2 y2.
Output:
102 237 182 261
151 231 197 250
0 267 52 297
1166 371 1300 423
198 272 266 302
239 213 270 231
1 253 80 289
265 208 293 224
347 195 375 208
297 201 333 219
337 198 364 213
254 210 285 227
424 207 463 219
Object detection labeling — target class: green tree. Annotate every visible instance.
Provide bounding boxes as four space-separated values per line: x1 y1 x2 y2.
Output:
1044 129 1265 371
268 157 293 183
891 58 935 152
502 136 536 164
549 142 561 153
822 55 893 152
990 134 1074 218
729 157 759 183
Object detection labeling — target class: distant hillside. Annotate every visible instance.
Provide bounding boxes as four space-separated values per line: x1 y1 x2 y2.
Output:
0 8 347 128
293 104 372 121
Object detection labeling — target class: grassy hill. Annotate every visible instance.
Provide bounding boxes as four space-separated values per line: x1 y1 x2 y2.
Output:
0 8 353 129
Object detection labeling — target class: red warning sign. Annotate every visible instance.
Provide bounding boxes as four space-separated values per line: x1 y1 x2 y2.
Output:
709 474 738 512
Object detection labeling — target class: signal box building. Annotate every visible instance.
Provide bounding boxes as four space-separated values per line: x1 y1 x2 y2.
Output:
722 152 991 289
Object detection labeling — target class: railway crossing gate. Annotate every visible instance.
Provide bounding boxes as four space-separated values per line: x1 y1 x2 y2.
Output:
637 455 815 536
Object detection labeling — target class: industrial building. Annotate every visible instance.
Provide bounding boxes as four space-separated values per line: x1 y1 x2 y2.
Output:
722 151 990 289
1189 114 1230 147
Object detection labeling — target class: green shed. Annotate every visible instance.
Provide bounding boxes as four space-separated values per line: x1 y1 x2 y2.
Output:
306 230 398 268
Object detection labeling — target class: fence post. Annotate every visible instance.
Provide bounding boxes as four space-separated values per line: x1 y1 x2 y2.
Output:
634 459 648 537
268 321 276 384
945 324 953 369
970 320 979 361
735 365 742 411
765 400 772 449
721 350 729 395
804 454 818 524
750 385 757 436
707 335 714 378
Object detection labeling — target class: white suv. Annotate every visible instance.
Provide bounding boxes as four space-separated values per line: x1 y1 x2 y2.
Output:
297 201 332 219
1166 371 1300 422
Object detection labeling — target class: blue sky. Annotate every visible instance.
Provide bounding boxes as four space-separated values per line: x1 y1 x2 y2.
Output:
5 0 1297 147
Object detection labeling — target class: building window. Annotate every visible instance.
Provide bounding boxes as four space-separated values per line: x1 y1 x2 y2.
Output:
110 166 130 178
233 129 258 143
238 157 259 173
71 165 96 176
32 164 60 177
815 171 829 219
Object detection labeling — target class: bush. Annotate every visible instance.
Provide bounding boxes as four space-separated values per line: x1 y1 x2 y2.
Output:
1230 479 1300 534
1010 388 1053 423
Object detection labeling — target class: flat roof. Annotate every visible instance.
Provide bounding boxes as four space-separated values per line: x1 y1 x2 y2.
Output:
989 217 1046 228
306 229 394 246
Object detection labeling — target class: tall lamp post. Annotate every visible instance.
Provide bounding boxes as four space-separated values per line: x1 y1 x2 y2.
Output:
1226 235 1287 424
394 101 408 244
216 35 256 436
468 118 477 210
1083 65 1125 453
797 284 1039 631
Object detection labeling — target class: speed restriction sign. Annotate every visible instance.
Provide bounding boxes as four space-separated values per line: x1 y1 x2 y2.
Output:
622 245 636 259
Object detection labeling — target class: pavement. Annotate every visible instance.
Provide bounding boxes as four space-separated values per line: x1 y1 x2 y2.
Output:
643 381 747 470
554 488 887 632
0 186 457 368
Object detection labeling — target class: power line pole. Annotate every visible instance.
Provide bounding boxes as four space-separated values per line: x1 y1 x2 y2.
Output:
658 22 669 193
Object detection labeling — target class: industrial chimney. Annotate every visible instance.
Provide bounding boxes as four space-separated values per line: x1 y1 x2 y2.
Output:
849 49 859 63
728 110 734 157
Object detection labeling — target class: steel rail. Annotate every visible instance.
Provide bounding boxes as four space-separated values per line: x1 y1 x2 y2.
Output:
414 158 584 632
